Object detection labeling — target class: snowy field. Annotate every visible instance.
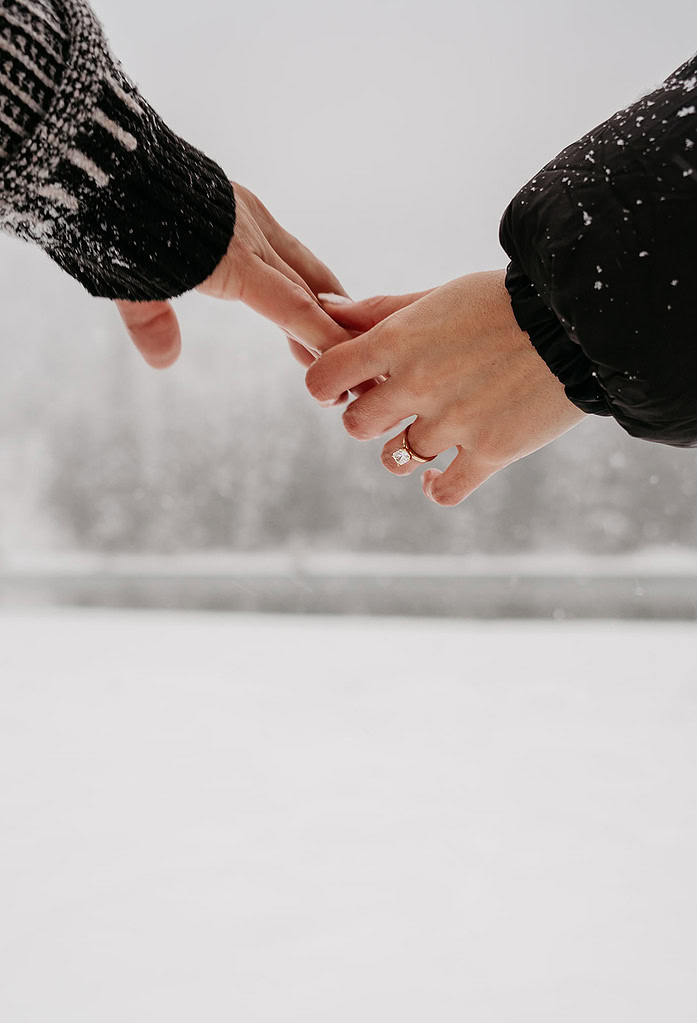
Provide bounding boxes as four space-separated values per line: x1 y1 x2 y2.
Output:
2 610 697 1022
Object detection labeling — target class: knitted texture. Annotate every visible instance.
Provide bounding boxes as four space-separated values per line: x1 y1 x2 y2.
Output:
0 0 236 300
0 1 68 160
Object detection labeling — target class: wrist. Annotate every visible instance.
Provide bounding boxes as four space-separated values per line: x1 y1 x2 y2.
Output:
503 261 610 418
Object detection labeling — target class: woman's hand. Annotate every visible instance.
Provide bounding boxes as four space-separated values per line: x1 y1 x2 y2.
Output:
115 182 351 370
308 271 586 506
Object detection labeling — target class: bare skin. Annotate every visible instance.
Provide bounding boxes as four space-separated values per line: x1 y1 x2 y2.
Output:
308 271 586 507
115 183 350 371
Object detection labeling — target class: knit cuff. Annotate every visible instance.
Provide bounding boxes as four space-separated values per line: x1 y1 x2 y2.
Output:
505 261 611 417
0 0 236 301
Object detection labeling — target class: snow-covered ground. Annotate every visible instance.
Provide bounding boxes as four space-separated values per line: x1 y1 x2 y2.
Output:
1 610 697 1022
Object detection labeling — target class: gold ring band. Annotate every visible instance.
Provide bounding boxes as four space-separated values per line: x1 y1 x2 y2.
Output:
402 424 437 464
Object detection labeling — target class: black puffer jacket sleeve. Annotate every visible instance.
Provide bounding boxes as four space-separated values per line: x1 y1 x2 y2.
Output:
499 52 697 447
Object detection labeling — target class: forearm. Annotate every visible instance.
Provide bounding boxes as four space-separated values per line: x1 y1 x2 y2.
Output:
500 51 697 447
0 0 235 300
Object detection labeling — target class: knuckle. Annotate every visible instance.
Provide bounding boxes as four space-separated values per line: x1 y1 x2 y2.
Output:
341 407 362 438
305 357 335 402
304 362 324 400
291 284 315 311
342 407 371 440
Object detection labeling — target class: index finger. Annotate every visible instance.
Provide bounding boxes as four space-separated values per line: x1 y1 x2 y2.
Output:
267 225 349 300
236 185 349 299
305 326 392 404
241 257 351 354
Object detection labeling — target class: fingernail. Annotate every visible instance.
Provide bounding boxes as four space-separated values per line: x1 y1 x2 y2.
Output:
318 293 352 306
422 470 438 502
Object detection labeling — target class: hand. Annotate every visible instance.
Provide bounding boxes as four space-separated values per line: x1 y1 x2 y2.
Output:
307 271 586 506
115 182 350 370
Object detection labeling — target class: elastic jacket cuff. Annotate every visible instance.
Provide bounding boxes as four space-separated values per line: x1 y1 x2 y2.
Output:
505 261 610 417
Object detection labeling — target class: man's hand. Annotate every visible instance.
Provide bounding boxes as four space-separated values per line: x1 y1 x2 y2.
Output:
115 182 350 370
309 271 586 506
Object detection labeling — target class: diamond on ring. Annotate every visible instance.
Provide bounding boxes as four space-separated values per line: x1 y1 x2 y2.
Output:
392 448 411 466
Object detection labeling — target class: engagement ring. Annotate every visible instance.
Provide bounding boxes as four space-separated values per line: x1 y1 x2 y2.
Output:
392 426 437 466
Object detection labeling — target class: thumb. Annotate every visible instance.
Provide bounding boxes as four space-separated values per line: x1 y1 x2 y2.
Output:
115 300 182 369
318 290 434 331
422 450 495 507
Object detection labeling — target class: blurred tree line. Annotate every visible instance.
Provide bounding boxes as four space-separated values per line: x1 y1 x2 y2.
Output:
1 268 697 560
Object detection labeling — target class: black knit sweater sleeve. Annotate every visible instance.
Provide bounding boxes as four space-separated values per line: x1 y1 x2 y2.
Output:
499 52 697 447
0 0 235 301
